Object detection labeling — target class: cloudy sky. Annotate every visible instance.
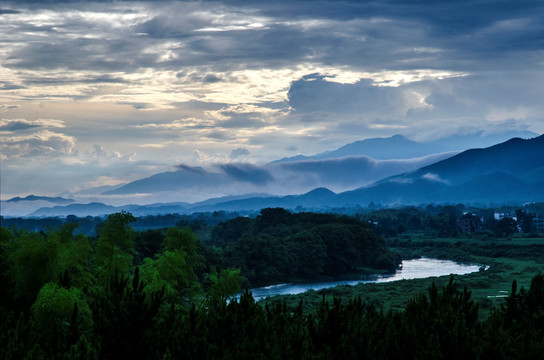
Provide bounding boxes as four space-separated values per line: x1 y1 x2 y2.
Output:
1 0 543 201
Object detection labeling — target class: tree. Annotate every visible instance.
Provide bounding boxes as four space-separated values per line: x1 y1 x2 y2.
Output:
95 212 136 283
140 227 205 302
206 267 244 302
31 282 93 349
10 231 59 308
494 217 517 238
51 223 94 289
515 209 535 234
0 227 15 309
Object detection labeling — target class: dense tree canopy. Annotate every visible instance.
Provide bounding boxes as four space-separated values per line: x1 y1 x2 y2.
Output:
215 209 401 286
1 210 543 359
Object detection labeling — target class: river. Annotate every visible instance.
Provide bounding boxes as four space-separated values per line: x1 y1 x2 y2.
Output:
248 258 483 301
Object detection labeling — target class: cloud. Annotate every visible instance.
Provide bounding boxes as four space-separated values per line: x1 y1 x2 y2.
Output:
230 147 250 159
218 163 274 185
0 130 76 158
0 118 65 131
87 144 124 163
1 0 544 199
284 69 544 143
0 82 25 90
0 8 20 15
422 172 449 184
190 149 230 164
267 153 455 191
0 105 20 113
174 164 207 175
288 75 390 114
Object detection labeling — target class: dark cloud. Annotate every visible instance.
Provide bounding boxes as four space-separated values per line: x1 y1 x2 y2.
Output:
288 75 390 114
24 75 125 86
0 82 25 90
4 0 544 75
8 39 137 71
0 120 39 131
204 130 231 140
219 163 274 185
221 117 268 129
174 164 207 175
0 8 21 15
0 118 64 131
117 102 150 110
202 74 223 83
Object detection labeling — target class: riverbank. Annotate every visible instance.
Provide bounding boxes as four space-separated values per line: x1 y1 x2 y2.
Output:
249 258 481 301
260 235 544 318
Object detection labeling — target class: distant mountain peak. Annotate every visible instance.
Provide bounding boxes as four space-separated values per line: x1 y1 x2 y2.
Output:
271 134 448 164
303 187 336 197
6 195 74 204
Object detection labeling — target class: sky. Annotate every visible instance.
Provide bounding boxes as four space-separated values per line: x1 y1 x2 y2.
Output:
1 0 544 201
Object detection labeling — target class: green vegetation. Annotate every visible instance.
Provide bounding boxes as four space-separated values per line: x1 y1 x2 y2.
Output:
214 208 400 286
1 206 544 358
261 205 544 318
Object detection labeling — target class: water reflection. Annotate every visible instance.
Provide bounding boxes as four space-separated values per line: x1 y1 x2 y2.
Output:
249 258 482 301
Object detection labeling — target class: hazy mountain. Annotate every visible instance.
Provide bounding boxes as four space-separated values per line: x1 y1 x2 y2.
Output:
19 134 544 217
395 135 544 186
28 202 120 217
27 201 197 218
76 132 538 200
187 187 338 212
271 135 448 163
191 193 274 207
272 131 539 164
99 151 456 199
6 195 74 204
1 195 75 217
103 166 227 195
189 134 544 209
69 183 127 196
335 134 544 205
427 130 539 151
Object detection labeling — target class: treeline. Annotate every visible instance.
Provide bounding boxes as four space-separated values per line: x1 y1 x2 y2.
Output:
4 202 544 239
359 203 544 238
210 208 401 286
0 210 243 237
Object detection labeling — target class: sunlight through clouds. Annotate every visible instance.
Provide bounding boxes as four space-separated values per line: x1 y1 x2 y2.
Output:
0 0 543 197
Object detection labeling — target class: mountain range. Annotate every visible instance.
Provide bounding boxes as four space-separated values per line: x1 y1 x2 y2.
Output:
270 130 537 163
192 134 544 210
270 134 448 163
3 132 543 217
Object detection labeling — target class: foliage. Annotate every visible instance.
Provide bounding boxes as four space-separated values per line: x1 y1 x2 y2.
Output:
206 267 244 302
217 209 401 286
10 230 60 308
32 282 93 346
95 211 136 283
1 209 544 358
138 227 205 302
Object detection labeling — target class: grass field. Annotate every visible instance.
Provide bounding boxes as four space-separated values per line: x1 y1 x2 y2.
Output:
259 234 544 319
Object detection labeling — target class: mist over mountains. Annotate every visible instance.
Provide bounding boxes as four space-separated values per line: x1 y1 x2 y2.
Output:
102 151 455 198
2 132 543 217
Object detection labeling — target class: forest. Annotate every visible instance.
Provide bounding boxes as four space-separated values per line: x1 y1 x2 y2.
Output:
1 207 544 359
